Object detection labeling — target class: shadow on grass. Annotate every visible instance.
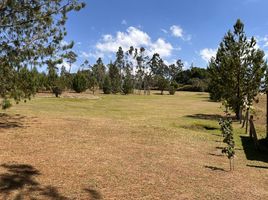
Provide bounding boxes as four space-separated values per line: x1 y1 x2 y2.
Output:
246 164 268 169
185 113 238 122
208 153 224 157
0 163 67 199
84 188 102 200
204 165 226 171
181 124 219 132
240 136 268 163
185 114 223 121
0 113 25 129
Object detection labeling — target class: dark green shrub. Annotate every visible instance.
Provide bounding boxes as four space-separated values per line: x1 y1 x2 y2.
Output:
1 98 12 109
52 86 63 97
169 81 178 95
72 72 88 93
102 75 111 94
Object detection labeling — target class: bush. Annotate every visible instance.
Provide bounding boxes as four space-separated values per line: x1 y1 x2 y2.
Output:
52 86 63 97
1 98 12 109
122 77 133 95
169 86 176 95
72 72 88 93
169 82 178 95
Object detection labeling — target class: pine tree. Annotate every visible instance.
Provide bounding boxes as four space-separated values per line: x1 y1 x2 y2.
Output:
122 66 134 95
92 58 106 89
208 19 266 120
0 0 85 105
103 75 112 94
108 62 121 94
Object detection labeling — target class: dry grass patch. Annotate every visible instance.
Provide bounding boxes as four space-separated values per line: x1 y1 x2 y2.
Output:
0 92 267 199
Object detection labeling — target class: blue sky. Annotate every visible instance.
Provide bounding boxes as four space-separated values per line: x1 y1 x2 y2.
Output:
63 0 268 72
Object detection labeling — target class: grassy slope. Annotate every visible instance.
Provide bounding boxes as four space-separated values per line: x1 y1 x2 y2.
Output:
0 92 267 199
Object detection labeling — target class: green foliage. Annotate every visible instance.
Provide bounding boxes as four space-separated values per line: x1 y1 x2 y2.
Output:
189 78 208 92
156 75 169 95
108 63 121 94
208 19 267 119
88 74 98 95
0 0 85 104
52 86 63 98
1 98 12 110
219 117 235 170
103 75 112 94
176 66 208 85
122 68 134 95
92 58 106 89
169 82 178 95
72 72 88 93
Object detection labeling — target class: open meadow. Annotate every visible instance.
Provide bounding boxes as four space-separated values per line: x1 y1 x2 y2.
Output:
0 92 267 199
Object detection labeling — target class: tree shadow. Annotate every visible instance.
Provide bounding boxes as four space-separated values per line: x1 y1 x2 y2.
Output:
185 113 237 121
0 163 68 199
180 124 219 132
0 113 25 129
84 188 102 200
185 114 223 121
208 153 224 157
204 165 226 171
240 136 268 163
246 164 268 169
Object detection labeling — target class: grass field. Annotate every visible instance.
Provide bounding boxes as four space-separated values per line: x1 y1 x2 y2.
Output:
0 91 267 199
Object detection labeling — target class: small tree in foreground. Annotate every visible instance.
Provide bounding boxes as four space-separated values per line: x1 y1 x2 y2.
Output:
219 117 235 171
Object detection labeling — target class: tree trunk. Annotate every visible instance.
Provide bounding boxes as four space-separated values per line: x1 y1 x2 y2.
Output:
235 107 241 121
245 111 249 134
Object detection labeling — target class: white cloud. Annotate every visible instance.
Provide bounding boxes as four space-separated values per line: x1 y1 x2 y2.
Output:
170 25 191 41
149 38 173 57
80 51 104 60
121 19 127 25
170 25 183 38
200 48 217 62
161 28 168 34
95 26 174 58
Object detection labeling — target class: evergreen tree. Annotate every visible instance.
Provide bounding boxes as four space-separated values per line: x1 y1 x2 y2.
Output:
92 58 106 89
208 19 267 120
0 0 85 105
72 71 88 93
108 62 121 94
115 47 125 90
103 75 112 94
122 66 134 95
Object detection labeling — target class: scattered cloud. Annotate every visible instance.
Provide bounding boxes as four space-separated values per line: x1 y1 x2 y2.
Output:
200 48 217 62
94 26 174 58
80 51 104 60
161 28 168 34
121 19 127 25
169 25 191 41
170 25 183 38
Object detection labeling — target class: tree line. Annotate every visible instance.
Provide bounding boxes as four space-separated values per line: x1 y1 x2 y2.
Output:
6 46 211 101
